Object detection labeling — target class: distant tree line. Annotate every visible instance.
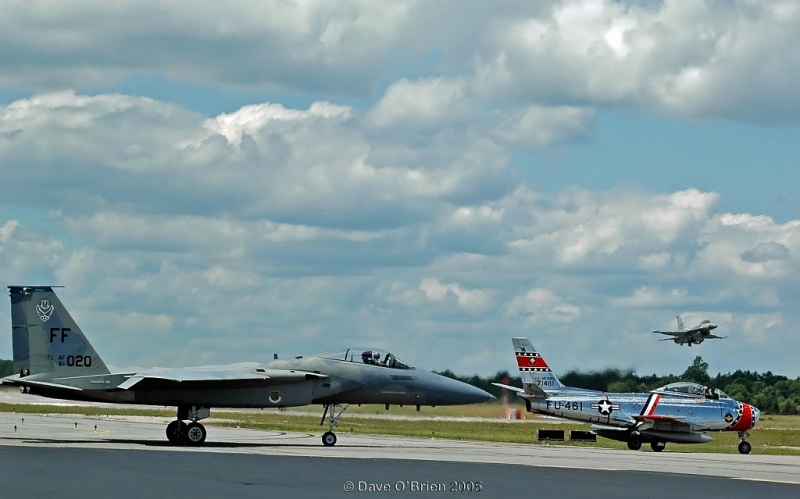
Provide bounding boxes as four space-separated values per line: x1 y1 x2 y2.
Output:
438 356 800 415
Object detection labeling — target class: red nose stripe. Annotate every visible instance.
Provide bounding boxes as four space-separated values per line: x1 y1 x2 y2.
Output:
731 403 754 431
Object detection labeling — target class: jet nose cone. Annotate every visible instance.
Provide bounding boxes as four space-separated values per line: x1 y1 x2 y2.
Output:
750 404 760 428
434 375 495 405
461 383 496 404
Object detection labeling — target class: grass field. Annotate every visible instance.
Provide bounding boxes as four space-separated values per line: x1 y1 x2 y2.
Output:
2 397 799 456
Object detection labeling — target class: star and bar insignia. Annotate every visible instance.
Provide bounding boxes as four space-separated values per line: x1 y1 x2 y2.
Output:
591 399 620 416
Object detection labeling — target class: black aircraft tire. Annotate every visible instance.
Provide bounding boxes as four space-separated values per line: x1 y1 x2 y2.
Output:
627 437 642 451
738 441 752 455
322 431 337 446
184 422 207 445
166 420 183 444
650 441 666 452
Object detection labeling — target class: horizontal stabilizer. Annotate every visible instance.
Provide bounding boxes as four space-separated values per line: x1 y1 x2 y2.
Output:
491 382 524 393
492 381 548 399
1 376 83 391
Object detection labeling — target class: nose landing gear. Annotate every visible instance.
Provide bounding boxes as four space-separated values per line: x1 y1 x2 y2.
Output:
320 403 349 446
737 431 752 454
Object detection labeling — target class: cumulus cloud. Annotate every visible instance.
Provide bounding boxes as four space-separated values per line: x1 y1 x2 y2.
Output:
493 105 595 149
508 187 719 268
694 214 800 280
473 0 800 123
2 2 799 124
742 242 791 263
1 86 798 374
506 288 582 324
367 78 473 130
1 2 800 376
418 278 491 312
609 286 690 309
209 101 353 146
0 91 519 233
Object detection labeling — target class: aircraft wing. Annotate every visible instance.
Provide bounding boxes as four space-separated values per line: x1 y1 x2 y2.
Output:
653 330 684 337
117 368 327 390
634 414 694 432
635 414 684 422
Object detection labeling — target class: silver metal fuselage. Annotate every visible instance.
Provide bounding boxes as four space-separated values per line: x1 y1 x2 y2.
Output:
525 386 759 444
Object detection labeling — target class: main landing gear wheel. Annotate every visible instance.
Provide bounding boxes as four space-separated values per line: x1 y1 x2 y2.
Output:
627 437 642 451
166 420 187 444
184 422 207 445
322 431 338 447
650 441 666 452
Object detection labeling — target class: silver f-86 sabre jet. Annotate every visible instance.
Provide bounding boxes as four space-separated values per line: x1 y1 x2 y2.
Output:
2 286 493 446
495 337 759 454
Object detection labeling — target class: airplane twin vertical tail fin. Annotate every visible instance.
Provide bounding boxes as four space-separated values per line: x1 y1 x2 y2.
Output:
9 286 109 379
676 315 685 331
513 337 563 396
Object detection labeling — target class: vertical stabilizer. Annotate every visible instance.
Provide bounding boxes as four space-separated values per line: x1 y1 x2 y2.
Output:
512 337 563 394
676 315 685 331
9 286 109 378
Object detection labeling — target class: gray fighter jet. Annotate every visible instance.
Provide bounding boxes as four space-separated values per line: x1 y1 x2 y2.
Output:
652 315 725 346
2 286 493 446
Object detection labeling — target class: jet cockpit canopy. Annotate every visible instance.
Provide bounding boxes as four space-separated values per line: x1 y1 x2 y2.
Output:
317 348 414 370
653 381 729 399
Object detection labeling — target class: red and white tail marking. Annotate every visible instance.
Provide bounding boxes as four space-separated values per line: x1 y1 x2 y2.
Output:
515 352 550 371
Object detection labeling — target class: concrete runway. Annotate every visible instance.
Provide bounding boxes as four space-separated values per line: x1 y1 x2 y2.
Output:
1 411 799 498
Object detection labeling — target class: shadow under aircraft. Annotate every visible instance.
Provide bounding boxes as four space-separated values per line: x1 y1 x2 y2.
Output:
2 286 493 446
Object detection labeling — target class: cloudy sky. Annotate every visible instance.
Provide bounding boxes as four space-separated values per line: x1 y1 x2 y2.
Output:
1 1 799 380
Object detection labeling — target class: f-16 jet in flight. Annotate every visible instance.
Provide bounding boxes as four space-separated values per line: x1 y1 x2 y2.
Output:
2 286 493 446
494 337 759 454
653 315 725 346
